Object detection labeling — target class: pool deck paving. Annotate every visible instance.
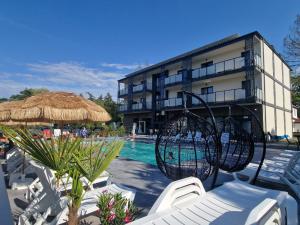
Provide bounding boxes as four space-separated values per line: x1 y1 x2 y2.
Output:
4 146 296 224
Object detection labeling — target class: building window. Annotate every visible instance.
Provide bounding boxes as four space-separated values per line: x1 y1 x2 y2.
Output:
201 86 213 94
242 80 250 89
165 90 169 99
177 92 183 99
241 51 249 58
201 61 213 68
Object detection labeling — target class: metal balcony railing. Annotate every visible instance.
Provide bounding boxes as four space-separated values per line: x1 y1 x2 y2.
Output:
119 104 128 111
133 84 144 92
132 101 152 111
165 73 183 86
254 54 262 68
119 88 128 95
132 82 152 92
191 88 262 105
192 56 245 79
163 97 183 107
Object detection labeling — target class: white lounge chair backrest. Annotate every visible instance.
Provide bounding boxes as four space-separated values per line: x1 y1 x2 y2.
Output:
29 160 56 192
148 177 206 215
280 157 300 199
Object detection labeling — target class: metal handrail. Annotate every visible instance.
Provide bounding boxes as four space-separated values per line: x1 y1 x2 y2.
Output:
165 73 183 85
192 56 245 79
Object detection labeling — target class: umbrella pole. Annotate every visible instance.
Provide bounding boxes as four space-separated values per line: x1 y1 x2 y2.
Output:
21 123 27 176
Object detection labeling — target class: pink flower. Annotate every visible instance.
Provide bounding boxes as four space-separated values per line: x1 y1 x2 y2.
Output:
102 190 108 193
108 213 116 222
108 199 115 209
124 215 132 223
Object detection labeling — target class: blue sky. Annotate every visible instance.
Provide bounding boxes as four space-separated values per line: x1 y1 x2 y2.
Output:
0 0 299 99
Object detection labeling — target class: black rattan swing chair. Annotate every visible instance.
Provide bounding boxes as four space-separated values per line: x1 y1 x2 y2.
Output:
217 111 255 172
155 92 267 188
155 91 221 188
217 104 267 184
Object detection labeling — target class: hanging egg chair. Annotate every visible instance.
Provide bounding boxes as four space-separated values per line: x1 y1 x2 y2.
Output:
155 92 220 183
217 116 255 172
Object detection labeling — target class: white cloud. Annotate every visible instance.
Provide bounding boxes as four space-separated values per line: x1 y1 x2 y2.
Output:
101 62 150 70
0 62 128 99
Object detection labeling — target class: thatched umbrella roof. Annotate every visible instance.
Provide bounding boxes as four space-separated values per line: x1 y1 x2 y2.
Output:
10 91 111 123
0 100 24 122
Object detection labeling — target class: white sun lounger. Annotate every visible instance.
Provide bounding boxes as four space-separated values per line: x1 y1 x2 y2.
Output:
18 161 136 225
233 150 300 185
24 160 111 201
128 177 297 225
279 157 300 200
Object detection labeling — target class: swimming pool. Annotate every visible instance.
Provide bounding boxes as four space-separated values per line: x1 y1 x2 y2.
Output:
119 140 156 165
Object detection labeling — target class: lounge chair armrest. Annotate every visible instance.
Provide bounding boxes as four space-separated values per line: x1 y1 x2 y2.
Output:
245 198 280 225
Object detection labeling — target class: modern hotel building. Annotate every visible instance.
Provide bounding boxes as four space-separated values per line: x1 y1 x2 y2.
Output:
117 31 292 137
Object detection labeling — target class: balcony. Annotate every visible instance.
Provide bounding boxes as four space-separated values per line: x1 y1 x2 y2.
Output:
119 88 128 96
132 82 152 93
162 97 183 108
133 84 143 92
254 54 262 69
165 73 183 86
192 56 245 80
191 88 262 105
119 104 128 112
132 101 152 111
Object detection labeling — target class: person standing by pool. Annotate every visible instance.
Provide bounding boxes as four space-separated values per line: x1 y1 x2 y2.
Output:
81 127 88 138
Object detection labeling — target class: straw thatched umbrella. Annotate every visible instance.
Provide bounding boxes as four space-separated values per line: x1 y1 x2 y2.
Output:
0 100 24 122
10 91 111 123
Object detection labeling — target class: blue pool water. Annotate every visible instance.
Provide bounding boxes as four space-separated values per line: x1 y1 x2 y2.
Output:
119 141 156 165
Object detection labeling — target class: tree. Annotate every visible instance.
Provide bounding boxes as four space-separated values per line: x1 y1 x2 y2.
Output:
9 88 49 100
0 98 8 103
285 15 300 110
284 14 300 70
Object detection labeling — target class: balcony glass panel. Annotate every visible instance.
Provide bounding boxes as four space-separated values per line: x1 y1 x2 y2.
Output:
235 57 245 68
133 84 143 92
254 54 262 68
225 59 234 70
132 103 143 110
224 90 234 101
165 73 182 85
235 89 246 100
216 92 224 102
256 88 263 100
146 82 152 90
199 68 206 77
119 104 128 111
215 62 224 73
192 56 245 80
164 98 182 107
146 101 152 109
207 65 215 75
192 96 200 105
192 69 199 79
119 88 128 95
191 88 250 106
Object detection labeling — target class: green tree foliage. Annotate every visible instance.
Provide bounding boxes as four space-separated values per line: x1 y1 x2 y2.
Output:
9 88 49 101
284 14 300 69
285 15 300 110
86 92 122 122
291 76 300 107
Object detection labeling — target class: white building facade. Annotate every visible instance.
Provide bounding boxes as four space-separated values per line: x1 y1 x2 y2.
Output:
118 32 292 138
